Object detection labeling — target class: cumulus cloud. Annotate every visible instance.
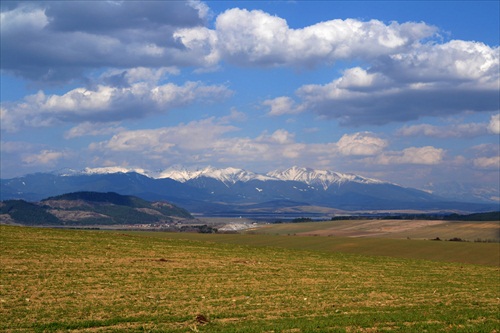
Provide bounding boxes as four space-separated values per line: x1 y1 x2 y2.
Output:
219 108 247 124
270 38 499 125
383 40 499 85
87 116 399 172
473 156 500 169
1 4 439 81
64 122 126 139
0 1 208 82
376 146 445 165
85 119 450 178
255 129 289 144
91 118 239 153
1 79 232 131
336 132 388 156
1 140 36 154
397 122 488 138
91 122 307 166
187 9 498 126
22 149 71 166
469 143 500 170
488 114 500 134
397 113 500 138
175 8 436 68
88 119 301 168
4 2 497 129
98 67 180 88
263 97 305 116
1 141 75 176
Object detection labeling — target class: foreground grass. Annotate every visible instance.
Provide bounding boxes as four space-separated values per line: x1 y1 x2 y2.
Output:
1 225 499 332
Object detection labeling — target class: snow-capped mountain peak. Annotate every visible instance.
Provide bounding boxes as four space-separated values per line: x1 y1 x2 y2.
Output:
82 166 150 176
56 166 151 177
267 166 385 190
157 166 275 185
157 166 196 182
4 165 496 212
55 165 387 190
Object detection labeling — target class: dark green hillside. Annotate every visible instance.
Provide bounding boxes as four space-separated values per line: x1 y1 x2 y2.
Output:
43 191 142 206
447 211 500 221
0 200 60 225
1 192 193 226
43 191 193 220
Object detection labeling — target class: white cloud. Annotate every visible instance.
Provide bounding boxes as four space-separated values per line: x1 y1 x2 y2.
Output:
175 8 436 68
0 3 48 32
219 108 247 124
397 113 500 138
473 156 500 169
337 67 390 91
100 67 180 86
487 113 500 134
1 1 208 82
64 122 125 139
187 0 211 21
397 123 488 138
469 143 500 170
87 118 407 173
263 97 304 116
22 149 70 166
87 118 326 169
284 38 499 125
1 141 36 153
173 26 221 67
257 129 296 144
91 118 239 153
376 146 445 165
1 80 232 131
336 132 388 156
387 40 499 85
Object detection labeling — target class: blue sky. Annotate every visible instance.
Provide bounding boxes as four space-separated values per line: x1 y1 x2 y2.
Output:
1 1 499 200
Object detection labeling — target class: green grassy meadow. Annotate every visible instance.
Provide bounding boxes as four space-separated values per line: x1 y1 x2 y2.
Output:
1 225 499 332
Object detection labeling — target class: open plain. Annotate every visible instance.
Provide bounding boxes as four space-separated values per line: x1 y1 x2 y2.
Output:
1 223 499 332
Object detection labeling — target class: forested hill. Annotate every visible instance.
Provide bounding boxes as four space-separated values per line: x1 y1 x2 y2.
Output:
0 191 193 226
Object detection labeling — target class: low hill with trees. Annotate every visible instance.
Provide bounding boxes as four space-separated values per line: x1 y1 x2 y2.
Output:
0 191 193 226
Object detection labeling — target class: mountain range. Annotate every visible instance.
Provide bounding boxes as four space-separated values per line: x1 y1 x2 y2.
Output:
1 166 497 216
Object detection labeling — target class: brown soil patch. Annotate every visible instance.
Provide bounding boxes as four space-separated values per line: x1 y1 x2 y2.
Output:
298 220 447 238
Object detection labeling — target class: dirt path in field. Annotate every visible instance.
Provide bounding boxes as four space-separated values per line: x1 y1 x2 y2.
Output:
297 220 447 238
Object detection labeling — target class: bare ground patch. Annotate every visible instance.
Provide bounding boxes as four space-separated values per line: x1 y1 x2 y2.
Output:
297 220 447 237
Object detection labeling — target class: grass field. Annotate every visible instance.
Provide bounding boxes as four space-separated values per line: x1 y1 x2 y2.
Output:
1 225 499 332
247 220 500 242
141 231 500 267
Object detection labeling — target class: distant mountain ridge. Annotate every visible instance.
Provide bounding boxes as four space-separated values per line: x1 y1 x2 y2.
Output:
56 165 390 189
158 166 276 185
1 166 498 215
267 166 385 190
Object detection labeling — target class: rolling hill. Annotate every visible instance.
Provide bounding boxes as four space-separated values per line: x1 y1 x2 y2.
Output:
0 191 193 226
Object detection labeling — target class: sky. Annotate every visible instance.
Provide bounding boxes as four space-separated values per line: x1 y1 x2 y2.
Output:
1 0 499 199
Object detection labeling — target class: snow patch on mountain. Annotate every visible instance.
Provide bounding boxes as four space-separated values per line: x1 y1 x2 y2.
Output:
157 166 275 185
81 167 150 176
267 166 385 190
53 165 388 190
